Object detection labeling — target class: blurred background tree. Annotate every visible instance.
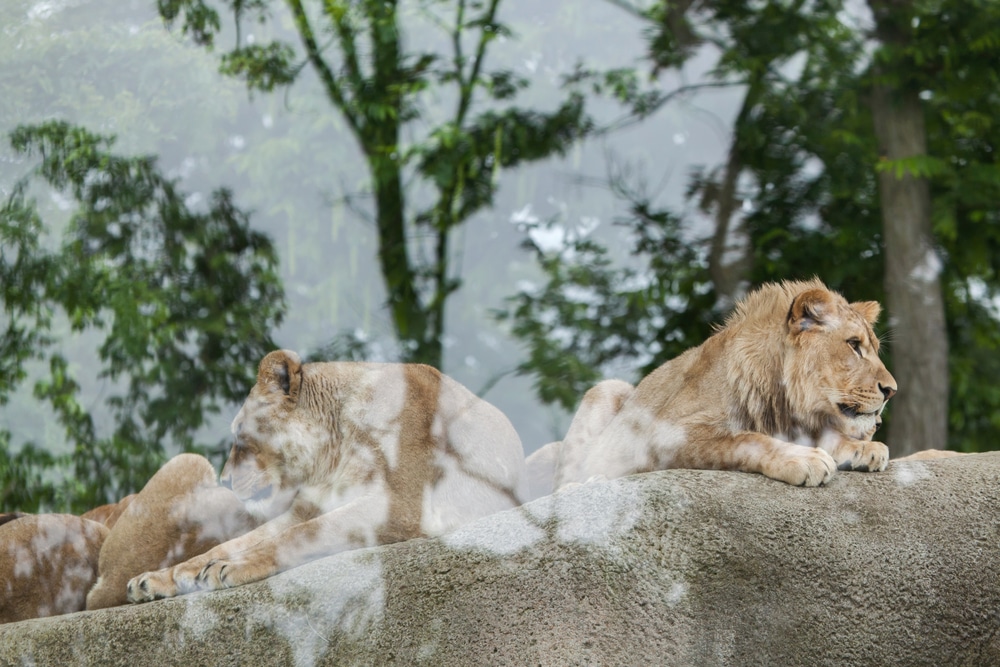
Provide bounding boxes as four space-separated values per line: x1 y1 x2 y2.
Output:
1 122 283 512
156 0 593 367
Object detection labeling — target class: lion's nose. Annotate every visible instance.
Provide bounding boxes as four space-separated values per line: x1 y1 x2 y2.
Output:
880 383 896 401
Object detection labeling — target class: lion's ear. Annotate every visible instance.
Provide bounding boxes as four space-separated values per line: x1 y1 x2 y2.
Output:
851 300 881 325
257 350 303 400
787 288 838 333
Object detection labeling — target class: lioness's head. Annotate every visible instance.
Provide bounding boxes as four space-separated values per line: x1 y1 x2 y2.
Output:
784 286 897 440
222 350 316 521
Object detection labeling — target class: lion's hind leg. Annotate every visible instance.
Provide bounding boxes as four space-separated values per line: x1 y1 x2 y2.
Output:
554 379 635 489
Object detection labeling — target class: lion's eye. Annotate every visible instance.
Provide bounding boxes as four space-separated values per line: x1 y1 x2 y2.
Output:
847 338 862 356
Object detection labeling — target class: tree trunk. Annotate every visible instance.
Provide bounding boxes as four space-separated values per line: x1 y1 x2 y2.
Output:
369 150 436 366
706 77 762 309
867 1 949 456
365 0 442 369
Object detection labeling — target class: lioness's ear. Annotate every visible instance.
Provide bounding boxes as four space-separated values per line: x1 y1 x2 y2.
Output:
852 300 881 325
787 288 838 333
257 349 303 400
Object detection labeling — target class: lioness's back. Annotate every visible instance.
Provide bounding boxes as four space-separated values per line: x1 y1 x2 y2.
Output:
303 360 527 532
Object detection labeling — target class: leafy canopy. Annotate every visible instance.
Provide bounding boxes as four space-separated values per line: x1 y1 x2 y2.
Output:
1 121 284 512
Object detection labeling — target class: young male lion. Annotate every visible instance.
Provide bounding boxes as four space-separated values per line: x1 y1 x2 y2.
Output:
553 279 897 489
127 350 527 602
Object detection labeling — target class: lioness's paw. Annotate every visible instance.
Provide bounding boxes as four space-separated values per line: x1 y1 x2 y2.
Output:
190 558 248 591
189 554 275 591
767 446 837 487
170 559 212 594
126 568 177 603
835 440 889 473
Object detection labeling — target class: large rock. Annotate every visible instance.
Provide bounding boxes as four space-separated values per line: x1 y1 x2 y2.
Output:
2 453 999 666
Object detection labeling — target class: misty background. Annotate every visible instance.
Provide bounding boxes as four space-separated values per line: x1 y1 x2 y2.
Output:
2 0 999 511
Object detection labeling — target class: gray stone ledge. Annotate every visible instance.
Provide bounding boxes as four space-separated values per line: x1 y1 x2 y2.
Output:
2 452 999 666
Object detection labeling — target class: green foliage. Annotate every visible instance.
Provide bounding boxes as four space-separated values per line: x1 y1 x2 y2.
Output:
876 155 948 180
503 0 884 409
499 185 718 409
504 0 1000 454
0 121 285 512
0 184 54 400
0 439 59 511
157 0 223 47
159 0 593 368
220 43 299 91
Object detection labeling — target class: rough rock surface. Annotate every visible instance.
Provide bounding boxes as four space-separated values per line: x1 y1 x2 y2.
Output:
2 453 999 666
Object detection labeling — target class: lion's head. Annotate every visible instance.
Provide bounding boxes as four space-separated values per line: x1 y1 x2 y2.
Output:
781 284 897 441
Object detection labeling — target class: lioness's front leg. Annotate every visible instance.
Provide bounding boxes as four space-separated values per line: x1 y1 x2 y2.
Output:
736 436 838 486
818 434 889 472
127 547 285 601
126 553 212 602
127 494 388 602
127 510 298 602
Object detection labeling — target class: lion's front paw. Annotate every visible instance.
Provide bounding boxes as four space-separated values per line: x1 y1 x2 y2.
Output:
766 446 837 487
834 440 889 473
126 568 178 603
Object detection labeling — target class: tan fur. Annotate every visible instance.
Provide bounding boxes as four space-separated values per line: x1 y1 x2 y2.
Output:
127 350 527 602
526 379 634 501
555 279 897 488
0 514 107 624
80 494 136 529
525 442 560 501
86 454 256 610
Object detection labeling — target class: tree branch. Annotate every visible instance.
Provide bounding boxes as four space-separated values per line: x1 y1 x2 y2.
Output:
456 0 501 123
322 0 366 102
286 0 363 138
594 80 745 135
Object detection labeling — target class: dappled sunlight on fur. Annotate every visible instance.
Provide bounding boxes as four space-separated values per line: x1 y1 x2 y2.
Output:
86 454 257 610
0 514 107 623
127 349 527 602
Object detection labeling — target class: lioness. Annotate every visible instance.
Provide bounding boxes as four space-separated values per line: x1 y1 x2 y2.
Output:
554 279 897 488
127 350 527 601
